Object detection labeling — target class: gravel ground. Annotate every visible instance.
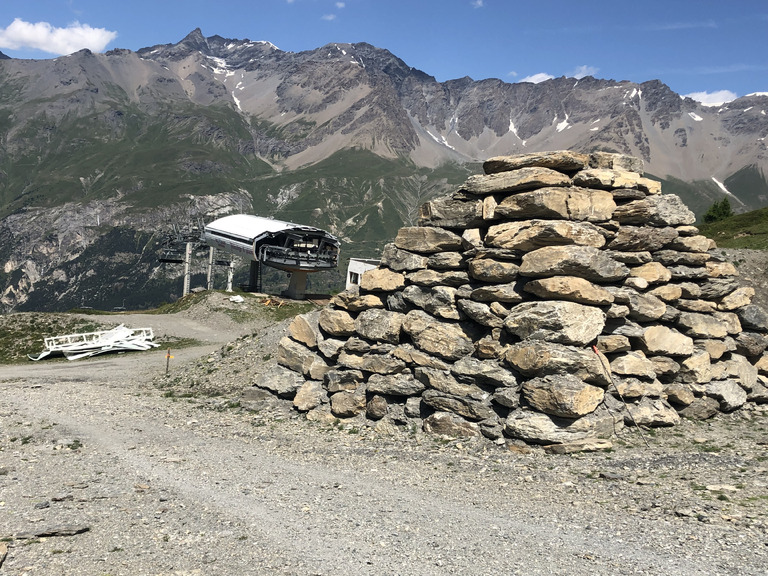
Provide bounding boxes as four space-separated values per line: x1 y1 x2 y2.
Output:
1 293 768 575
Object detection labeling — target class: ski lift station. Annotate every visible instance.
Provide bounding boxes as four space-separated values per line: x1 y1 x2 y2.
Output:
202 214 340 299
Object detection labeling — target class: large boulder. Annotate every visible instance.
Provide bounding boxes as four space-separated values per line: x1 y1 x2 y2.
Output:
484 220 606 251
277 337 329 380
462 166 571 195
572 168 659 193
288 313 321 348
379 244 429 272
504 408 622 444
401 310 475 361
318 308 356 337
589 151 644 173
293 380 328 412
418 195 484 228
519 245 629 282
467 257 519 283
521 374 604 418
402 285 460 320
406 269 470 288
503 300 605 346
423 412 481 438
609 377 664 399
354 309 405 344
483 151 589 174
415 367 488 400
705 380 748 412
254 365 305 399
630 262 672 285
609 351 657 380
607 226 678 251
450 356 519 388
470 282 525 304
678 397 721 420
360 268 405 292
677 312 729 338
457 299 504 328
738 305 768 331
719 287 755 311
639 325 694 356
331 290 386 312
367 372 426 396
625 291 667 322
330 390 367 418
493 187 616 222
625 398 680 427
612 194 696 226
523 276 614 305
421 390 496 421
394 227 464 253
325 370 365 393
504 341 610 386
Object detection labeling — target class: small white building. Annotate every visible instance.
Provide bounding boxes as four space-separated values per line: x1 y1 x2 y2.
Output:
346 258 381 290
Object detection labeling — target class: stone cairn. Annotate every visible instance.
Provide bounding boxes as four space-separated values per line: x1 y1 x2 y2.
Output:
271 150 768 447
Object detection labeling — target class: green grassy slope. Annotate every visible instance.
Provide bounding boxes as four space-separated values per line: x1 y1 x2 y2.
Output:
0 101 273 217
699 207 768 250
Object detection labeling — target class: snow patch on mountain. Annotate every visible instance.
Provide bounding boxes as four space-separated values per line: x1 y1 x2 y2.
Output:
426 129 456 151
711 177 745 206
508 120 526 146
205 54 235 77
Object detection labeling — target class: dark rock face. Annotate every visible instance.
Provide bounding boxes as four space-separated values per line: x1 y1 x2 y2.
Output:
271 150 768 446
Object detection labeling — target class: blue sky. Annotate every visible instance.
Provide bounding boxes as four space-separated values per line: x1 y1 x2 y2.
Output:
1 0 766 105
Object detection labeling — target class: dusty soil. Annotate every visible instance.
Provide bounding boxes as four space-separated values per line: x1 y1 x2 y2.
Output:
1 285 768 575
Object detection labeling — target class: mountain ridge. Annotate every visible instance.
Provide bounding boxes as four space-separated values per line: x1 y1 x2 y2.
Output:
1 29 767 311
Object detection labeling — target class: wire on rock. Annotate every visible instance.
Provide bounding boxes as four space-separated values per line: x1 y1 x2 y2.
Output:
592 345 651 450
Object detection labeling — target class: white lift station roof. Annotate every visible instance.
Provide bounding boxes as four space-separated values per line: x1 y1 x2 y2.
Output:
202 214 340 273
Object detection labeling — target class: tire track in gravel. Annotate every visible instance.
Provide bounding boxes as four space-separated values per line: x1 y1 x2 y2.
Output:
1 378 743 576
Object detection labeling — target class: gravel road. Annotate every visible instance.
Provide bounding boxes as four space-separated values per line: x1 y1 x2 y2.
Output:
1 297 767 575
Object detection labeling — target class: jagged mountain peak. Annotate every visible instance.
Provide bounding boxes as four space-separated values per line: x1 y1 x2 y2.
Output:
179 27 210 51
139 28 280 63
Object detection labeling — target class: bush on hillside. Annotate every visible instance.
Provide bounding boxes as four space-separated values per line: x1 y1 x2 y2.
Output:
703 198 733 223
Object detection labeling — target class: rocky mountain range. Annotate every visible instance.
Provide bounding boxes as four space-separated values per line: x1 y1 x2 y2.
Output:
1 28 767 312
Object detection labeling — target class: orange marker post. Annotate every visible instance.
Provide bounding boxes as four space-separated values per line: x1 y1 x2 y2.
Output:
165 348 174 375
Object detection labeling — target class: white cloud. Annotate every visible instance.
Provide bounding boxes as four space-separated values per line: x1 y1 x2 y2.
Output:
520 72 554 84
471 0 485 7
684 89 739 107
507 71 518 78
570 65 598 79
321 14 337 21
0 18 117 55
335 2 346 7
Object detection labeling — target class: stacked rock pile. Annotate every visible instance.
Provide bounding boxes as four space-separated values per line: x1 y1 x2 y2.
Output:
271 150 768 446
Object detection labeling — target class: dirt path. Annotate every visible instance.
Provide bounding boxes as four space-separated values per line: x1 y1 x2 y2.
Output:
1 378 763 575
1 298 767 574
